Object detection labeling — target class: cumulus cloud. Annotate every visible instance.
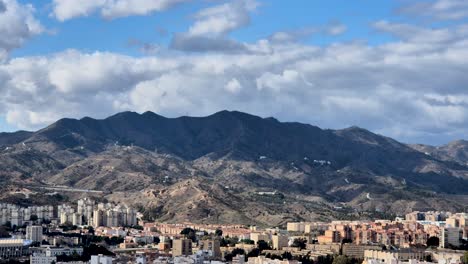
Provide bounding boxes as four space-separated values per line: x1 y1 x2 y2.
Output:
170 0 258 52
225 78 242 94
256 70 302 92
0 0 43 61
170 34 248 53
268 22 347 44
52 0 190 21
188 0 257 36
399 0 468 20
373 20 468 44
269 28 318 43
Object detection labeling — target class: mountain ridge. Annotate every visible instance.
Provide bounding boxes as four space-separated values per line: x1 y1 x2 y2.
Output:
1 110 468 225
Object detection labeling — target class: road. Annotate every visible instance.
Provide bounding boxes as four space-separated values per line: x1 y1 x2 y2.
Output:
28 186 104 194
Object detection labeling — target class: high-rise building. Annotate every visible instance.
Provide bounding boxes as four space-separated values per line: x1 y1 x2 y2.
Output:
172 239 192 256
439 227 463 248
272 235 289 250
26 226 43 243
72 213 83 226
106 210 118 227
200 239 221 259
93 210 105 227
126 208 137 226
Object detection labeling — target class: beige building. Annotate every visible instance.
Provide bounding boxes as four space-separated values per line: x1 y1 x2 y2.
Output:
439 228 463 248
271 235 289 250
247 256 301 264
429 249 466 263
251 233 270 244
306 243 340 254
287 223 305 233
342 244 382 259
93 209 105 227
200 239 221 259
172 239 192 256
364 249 427 262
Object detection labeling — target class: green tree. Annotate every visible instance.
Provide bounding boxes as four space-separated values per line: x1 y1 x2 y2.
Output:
180 227 195 235
292 238 307 249
297 255 314 264
0 226 10 238
30 214 39 222
180 228 196 242
224 248 246 261
318 255 334 264
215 229 223 237
463 251 468 264
257 240 271 251
247 248 260 258
281 252 293 260
425 254 433 262
427 236 439 247
3 221 11 229
104 236 124 246
153 236 160 244
240 239 255 245
333 255 349 264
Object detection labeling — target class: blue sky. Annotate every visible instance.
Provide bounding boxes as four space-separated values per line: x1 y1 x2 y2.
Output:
13 0 398 58
1 0 468 144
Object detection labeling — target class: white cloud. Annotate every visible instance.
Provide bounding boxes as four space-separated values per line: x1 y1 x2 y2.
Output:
325 21 347 36
269 28 317 43
400 0 468 20
52 0 190 21
225 78 242 94
188 0 257 36
373 20 468 44
0 0 43 61
268 22 347 44
170 0 258 52
256 70 301 92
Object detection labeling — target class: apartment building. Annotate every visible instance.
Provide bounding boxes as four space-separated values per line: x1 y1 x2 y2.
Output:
172 239 192 257
26 225 43 243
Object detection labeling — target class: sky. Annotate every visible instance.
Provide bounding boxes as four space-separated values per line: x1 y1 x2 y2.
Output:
1 0 468 145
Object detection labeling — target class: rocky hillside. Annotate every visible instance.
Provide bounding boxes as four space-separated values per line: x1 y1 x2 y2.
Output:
411 140 468 166
1 111 468 225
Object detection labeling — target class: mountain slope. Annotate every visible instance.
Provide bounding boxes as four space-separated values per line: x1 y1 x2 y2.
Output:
1 110 468 225
0 131 33 146
411 140 468 165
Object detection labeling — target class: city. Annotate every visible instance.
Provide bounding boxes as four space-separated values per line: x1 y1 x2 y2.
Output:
0 199 467 264
1 0 468 263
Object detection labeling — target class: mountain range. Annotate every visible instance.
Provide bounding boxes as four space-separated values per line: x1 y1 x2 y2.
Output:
1 110 467 225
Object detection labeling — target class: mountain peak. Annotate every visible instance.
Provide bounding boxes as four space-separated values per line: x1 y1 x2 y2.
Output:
106 111 141 120
447 139 468 146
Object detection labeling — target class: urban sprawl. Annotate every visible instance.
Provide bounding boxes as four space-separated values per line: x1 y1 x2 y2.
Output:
0 200 467 264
